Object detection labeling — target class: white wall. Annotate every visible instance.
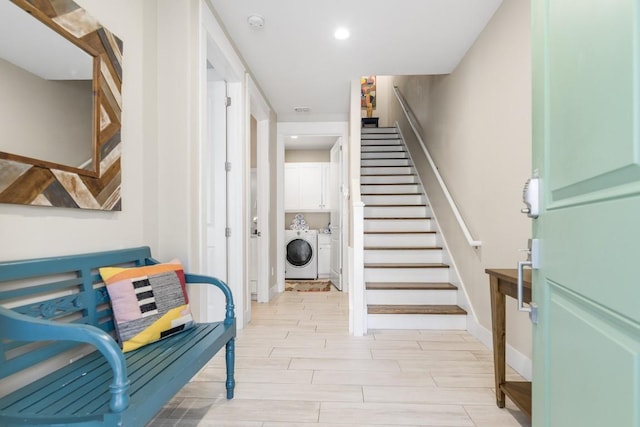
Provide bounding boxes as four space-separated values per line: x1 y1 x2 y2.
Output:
0 0 151 261
389 0 533 372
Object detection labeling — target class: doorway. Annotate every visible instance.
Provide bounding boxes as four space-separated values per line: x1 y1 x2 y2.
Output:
277 122 349 293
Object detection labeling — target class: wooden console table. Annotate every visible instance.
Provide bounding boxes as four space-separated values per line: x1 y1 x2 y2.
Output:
485 268 532 417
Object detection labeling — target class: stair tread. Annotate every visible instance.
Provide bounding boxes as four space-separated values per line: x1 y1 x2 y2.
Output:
366 282 457 290
365 263 449 269
367 305 467 315
364 246 442 250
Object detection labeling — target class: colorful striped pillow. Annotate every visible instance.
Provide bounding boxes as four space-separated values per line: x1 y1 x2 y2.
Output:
99 261 195 352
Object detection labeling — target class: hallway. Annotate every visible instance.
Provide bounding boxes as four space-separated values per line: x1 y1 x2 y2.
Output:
150 291 531 426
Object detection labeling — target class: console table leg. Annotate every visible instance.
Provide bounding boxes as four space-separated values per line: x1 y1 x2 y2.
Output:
489 276 506 408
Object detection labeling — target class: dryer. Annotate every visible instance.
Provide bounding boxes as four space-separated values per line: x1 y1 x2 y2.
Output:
285 229 318 280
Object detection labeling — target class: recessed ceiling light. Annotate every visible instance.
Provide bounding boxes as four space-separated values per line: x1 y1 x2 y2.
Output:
334 27 350 40
291 135 298 139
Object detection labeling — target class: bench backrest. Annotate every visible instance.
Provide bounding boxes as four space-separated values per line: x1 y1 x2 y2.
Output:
0 247 153 380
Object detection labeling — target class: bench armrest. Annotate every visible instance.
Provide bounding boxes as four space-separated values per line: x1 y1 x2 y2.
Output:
144 257 236 326
184 273 236 326
0 306 129 413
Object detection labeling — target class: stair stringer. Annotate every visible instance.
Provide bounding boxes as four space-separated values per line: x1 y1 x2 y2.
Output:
393 123 476 326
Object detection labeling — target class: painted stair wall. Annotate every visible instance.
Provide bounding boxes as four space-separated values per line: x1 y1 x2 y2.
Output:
361 127 467 330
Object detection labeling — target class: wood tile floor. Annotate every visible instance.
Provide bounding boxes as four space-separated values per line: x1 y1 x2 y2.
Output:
149 289 531 426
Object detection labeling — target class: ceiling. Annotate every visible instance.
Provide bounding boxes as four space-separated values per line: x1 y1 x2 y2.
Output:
209 0 503 124
284 135 339 151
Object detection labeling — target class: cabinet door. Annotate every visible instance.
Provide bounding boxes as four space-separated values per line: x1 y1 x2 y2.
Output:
298 163 323 210
321 163 332 211
317 234 331 277
317 246 329 276
284 164 300 211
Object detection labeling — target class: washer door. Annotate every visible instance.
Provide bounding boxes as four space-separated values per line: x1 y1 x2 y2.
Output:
286 238 313 267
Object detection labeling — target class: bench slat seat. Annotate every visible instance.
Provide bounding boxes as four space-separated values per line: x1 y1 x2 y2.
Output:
0 247 236 427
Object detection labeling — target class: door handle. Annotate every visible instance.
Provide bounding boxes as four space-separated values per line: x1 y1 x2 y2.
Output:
517 258 538 324
517 260 531 313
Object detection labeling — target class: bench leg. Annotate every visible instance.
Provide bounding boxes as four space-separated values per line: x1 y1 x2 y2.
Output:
225 337 236 399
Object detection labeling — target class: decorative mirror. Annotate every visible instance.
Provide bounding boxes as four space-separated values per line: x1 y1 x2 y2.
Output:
0 0 123 210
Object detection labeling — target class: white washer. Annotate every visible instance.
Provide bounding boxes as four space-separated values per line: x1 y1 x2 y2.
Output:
285 230 318 280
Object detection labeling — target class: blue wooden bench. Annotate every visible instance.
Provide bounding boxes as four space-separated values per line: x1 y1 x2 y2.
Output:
0 247 236 426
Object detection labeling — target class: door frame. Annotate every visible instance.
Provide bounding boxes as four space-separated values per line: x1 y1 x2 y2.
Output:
199 0 249 327
276 122 349 294
247 76 272 304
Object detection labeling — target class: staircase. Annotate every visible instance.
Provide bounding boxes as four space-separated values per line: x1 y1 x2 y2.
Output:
360 126 467 330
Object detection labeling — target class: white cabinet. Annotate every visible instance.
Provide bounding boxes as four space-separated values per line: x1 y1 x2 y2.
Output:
317 233 331 278
284 162 332 211
320 163 331 211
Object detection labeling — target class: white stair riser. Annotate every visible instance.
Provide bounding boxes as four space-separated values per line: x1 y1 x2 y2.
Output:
361 175 418 185
365 267 449 282
361 139 402 145
362 128 398 134
361 145 405 152
361 166 413 175
362 134 402 140
364 249 443 264
367 314 467 330
361 151 408 159
361 184 419 194
364 205 430 218
364 233 436 247
362 194 424 205
366 289 457 305
364 218 431 231
361 159 411 167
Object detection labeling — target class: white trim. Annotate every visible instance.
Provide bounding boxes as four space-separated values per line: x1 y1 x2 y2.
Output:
393 86 481 248
276 132 285 293
248 76 270 121
348 78 363 336
198 0 250 329
200 2 244 83
248 76 272 304
467 316 532 381
226 81 246 327
350 181 365 336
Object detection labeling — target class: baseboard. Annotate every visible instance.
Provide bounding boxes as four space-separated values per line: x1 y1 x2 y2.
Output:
467 315 532 381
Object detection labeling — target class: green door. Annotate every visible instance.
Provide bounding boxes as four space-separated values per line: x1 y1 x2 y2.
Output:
532 0 640 426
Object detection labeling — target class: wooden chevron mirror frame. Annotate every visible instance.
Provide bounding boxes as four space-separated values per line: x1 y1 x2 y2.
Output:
0 0 122 211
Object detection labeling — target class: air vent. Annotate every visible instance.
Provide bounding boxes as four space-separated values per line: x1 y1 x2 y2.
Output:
294 107 310 113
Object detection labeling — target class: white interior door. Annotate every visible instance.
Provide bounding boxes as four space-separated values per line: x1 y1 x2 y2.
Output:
330 139 342 290
199 77 228 322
